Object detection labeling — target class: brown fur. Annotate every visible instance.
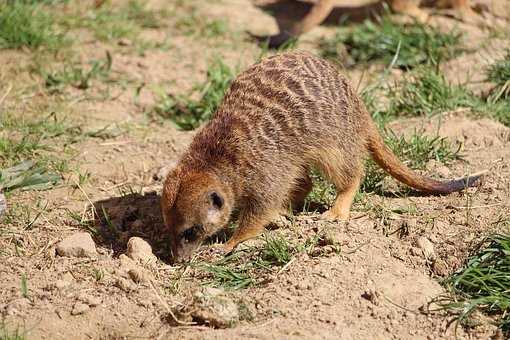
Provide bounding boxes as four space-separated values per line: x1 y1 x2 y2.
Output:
161 51 483 261
268 0 477 48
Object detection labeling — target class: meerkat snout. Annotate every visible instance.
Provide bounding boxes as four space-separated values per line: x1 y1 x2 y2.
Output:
161 169 233 262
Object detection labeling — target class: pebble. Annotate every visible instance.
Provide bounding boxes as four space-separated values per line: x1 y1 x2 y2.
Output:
320 228 346 246
54 279 70 291
186 287 240 328
5 298 30 316
119 254 136 270
0 193 6 216
71 302 89 315
128 267 152 284
77 293 101 307
126 237 157 265
361 289 381 306
56 232 97 258
115 277 136 292
432 259 449 276
416 236 436 261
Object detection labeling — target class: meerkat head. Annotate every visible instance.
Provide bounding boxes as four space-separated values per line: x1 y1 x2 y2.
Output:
160 167 232 262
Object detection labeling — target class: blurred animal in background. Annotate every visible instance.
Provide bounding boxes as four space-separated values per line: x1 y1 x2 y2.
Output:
261 0 479 48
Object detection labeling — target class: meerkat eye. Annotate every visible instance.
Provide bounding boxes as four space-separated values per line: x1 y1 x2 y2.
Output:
209 192 224 209
180 224 202 242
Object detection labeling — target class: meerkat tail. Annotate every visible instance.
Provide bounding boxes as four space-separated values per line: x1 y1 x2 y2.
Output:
366 126 485 194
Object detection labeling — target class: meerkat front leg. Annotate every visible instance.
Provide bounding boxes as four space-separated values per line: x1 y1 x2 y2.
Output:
451 0 481 23
390 0 429 22
222 207 278 252
290 0 335 37
268 0 334 48
322 174 362 221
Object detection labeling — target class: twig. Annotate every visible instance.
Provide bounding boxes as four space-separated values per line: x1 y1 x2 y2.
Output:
149 281 195 326
72 179 98 218
344 240 371 254
276 257 295 276
451 203 505 210
382 294 419 315
0 83 12 106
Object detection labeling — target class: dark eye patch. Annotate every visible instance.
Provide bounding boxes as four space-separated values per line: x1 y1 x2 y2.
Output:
180 224 203 243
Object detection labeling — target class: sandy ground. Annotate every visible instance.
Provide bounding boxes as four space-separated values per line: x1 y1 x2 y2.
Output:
0 0 509 339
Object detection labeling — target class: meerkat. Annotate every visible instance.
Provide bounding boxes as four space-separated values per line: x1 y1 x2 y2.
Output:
267 0 478 48
160 51 483 262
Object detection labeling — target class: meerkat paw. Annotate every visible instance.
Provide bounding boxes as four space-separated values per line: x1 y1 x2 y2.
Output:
321 209 349 222
457 8 484 25
405 8 429 23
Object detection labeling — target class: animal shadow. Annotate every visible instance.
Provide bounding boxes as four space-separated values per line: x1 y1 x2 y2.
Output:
92 191 172 262
252 0 385 46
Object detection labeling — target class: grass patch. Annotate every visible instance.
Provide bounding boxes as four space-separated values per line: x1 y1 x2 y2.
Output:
0 321 25 340
305 169 337 208
387 67 471 117
197 233 324 290
175 12 229 39
154 58 236 130
320 15 462 69
0 161 60 193
43 52 113 93
0 112 80 168
441 231 510 333
200 251 255 290
260 234 293 266
487 50 510 100
382 66 510 127
63 0 165 42
0 1 67 50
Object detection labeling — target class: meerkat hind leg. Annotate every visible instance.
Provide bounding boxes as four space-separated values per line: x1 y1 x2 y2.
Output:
322 173 361 222
289 173 313 212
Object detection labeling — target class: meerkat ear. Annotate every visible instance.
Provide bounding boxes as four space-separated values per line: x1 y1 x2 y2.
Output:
161 169 181 212
209 191 224 210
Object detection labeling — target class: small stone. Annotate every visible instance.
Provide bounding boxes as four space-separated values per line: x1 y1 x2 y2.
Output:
130 219 144 230
119 254 136 270
410 247 422 257
295 282 308 291
361 289 381 306
115 277 136 292
71 302 89 315
118 38 132 46
402 218 417 230
183 287 240 328
416 236 436 261
56 232 97 258
432 259 449 277
128 267 152 284
5 298 30 316
54 279 70 291
77 293 101 307
0 193 6 216
319 228 345 246
426 160 451 178
126 237 157 265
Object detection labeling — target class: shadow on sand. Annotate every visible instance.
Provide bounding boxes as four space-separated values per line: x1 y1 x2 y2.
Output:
91 191 173 262
252 0 386 45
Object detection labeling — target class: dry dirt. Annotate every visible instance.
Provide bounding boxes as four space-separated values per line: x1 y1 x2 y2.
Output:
1 0 509 339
